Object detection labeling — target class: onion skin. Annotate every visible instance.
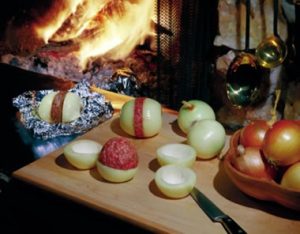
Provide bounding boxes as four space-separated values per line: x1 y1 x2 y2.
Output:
281 162 300 191
233 146 275 180
262 120 300 166
224 130 300 211
240 120 270 148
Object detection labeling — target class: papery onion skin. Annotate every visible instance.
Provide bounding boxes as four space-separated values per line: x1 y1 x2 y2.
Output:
262 120 300 166
281 162 300 191
232 146 275 180
240 120 270 148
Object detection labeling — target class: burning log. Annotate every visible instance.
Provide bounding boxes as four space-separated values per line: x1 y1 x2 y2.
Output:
1 1 174 100
3 0 155 68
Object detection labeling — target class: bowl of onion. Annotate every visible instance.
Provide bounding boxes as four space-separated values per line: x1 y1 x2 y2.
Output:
223 130 300 212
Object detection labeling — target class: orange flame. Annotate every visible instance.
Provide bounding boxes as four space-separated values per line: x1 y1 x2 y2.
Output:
33 0 154 68
35 0 84 42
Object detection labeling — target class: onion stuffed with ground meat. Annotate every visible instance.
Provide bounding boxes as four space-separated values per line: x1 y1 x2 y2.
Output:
38 91 82 123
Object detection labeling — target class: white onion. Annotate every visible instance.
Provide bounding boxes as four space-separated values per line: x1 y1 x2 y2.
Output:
156 143 196 167
155 165 196 198
177 100 215 134
96 161 138 183
187 119 226 159
64 139 102 170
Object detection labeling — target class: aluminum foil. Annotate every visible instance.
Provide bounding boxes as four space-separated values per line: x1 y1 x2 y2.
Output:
99 68 142 97
13 80 114 140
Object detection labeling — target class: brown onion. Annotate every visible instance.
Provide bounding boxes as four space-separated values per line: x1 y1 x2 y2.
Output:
232 145 275 180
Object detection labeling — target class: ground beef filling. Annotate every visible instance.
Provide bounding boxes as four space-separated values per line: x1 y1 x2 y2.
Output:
99 137 138 170
51 91 67 123
134 97 146 138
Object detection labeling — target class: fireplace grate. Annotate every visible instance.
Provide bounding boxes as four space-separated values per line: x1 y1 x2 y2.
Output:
156 0 219 109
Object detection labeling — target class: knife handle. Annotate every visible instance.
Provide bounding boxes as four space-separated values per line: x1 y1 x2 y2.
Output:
217 216 247 234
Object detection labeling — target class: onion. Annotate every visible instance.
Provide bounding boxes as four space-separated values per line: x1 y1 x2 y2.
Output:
120 97 162 138
232 145 275 180
177 100 215 134
281 162 300 191
154 165 196 198
187 119 225 159
240 120 270 148
64 139 102 169
262 120 300 166
156 143 196 167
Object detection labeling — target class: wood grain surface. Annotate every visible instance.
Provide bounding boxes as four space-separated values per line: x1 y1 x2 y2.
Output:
13 113 300 234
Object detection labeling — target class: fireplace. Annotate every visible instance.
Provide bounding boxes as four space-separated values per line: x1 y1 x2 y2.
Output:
156 0 218 109
0 2 299 232
0 0 299 121
0 0 219 110
0 0 300 211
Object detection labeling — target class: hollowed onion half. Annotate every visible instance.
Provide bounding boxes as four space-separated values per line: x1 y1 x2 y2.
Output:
64 139 102 170
155 165 196 198
157 143 196 167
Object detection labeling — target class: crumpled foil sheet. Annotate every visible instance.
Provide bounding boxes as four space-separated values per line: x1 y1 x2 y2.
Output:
106 68 141 96
13 80 114 140
91 67 142 97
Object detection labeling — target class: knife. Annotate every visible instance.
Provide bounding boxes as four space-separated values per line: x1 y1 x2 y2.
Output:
190 187 247 234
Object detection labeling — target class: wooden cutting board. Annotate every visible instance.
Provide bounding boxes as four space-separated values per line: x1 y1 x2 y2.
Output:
13 112 300 234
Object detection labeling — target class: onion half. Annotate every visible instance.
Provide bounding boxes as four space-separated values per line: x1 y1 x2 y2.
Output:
156 143 196 167
155 165 196 198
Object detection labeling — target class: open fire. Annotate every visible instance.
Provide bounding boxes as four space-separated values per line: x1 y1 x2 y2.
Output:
1 0 298 122
2 0 159 98
6 0 155 68
37 0 154 68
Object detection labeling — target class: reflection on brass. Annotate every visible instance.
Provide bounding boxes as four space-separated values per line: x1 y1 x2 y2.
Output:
226 53 263 108
255 35 287 69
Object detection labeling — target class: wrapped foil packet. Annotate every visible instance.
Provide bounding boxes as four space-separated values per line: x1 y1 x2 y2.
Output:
13 80 114 140
104 68 141 96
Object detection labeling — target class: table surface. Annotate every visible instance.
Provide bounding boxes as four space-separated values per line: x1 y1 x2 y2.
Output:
13 108 300 234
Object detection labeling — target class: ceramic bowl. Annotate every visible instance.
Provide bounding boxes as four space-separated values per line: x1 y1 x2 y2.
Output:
223 130 300 212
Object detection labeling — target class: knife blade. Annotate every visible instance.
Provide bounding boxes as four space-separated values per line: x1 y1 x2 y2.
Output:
190 187 247 234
